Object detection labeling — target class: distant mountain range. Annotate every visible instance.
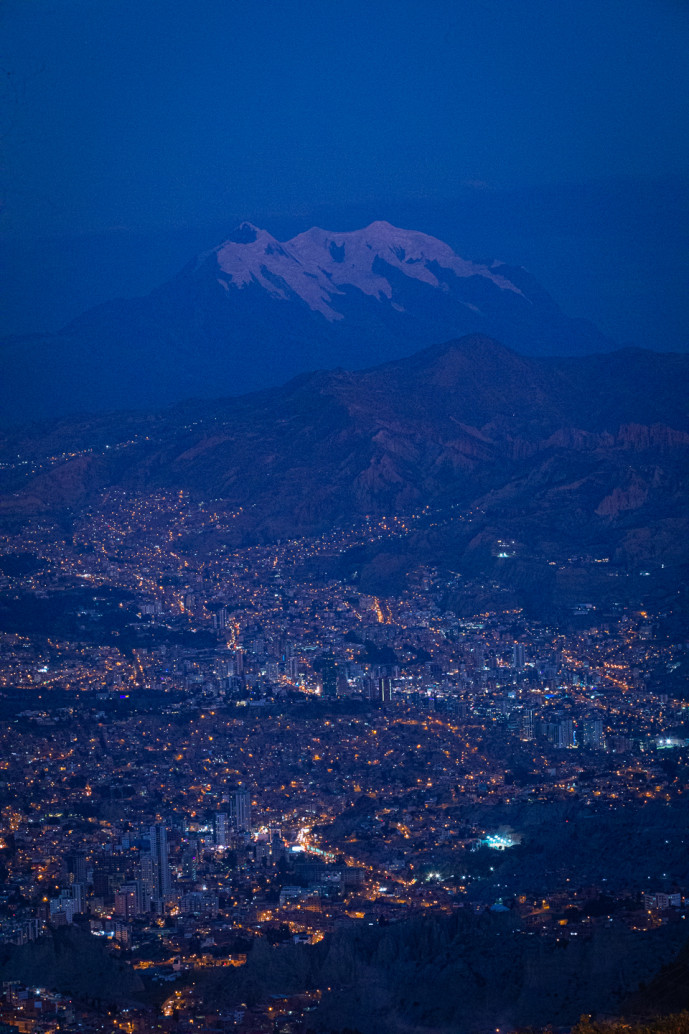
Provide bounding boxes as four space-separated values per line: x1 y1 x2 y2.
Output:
2 335 687 617
0 221 616 426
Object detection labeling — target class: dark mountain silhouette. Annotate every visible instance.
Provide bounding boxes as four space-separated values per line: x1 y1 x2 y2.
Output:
0 926 144 1006
192 909 687 1034
1 335 687 615
626 938 689 1017
0 222 616 425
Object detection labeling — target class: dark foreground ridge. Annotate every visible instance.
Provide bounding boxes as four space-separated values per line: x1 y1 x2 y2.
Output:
1 335 687 618
2 920 689 1033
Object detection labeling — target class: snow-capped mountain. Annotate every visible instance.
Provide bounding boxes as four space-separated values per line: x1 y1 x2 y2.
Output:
210 220 521 320
0 221 615 425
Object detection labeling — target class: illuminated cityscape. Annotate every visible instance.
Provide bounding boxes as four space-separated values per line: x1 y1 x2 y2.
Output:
2 1 688 1029
0 490 686 1030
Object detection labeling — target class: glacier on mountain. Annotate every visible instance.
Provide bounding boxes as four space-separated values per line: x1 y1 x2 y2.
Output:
213 220 522 321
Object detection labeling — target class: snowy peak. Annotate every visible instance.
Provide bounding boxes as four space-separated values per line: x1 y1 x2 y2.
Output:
225 221 262 244
211 220 522 321
0 217 617 425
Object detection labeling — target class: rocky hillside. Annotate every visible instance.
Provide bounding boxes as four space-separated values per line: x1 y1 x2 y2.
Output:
1 335 686 615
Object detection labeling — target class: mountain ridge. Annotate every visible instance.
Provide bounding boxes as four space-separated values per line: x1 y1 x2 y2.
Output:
1 334 687 618
0 222 616 426
207 219 524 322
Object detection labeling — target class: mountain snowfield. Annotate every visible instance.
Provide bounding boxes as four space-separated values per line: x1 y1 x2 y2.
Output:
212 220 522 320
0 219 616 425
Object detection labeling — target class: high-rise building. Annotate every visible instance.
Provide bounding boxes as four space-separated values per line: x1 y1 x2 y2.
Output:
114 884 139 920
540 720 558 745
214 811 229 849
287 656 299 679
214 606 228 630
181 849 198 881
230 789 251 833
557 719 576 749
139 852 157 907
70 882 85 914
520 709 535 741
50 893 78 925
378 676 393 704
321 656 338 698
362 676 377 701
581 718 604 749
512 643 526 671
64 850 87 886
148 824 172 901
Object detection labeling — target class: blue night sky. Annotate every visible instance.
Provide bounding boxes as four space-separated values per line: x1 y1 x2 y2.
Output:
2 0 688 348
